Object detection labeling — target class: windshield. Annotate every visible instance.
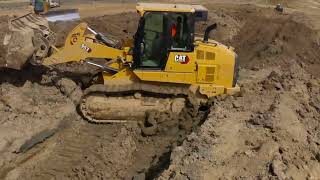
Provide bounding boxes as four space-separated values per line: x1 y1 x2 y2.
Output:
133 12 194 69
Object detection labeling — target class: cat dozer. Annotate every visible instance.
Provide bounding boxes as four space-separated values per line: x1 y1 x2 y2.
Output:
42 3 240 123
3 3 240 123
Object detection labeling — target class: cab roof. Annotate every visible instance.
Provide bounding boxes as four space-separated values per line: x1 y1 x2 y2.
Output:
136 3 208 15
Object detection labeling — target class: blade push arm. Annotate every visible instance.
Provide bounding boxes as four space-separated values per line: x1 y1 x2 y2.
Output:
42 23 125 66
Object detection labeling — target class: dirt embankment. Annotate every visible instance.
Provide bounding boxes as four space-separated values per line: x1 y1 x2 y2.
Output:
229 5 320 78
159 4 320 180
50 12 138 48
0 2 319 180
160 64 320 179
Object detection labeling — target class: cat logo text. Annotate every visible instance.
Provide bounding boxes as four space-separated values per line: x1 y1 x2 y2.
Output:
174 55 190 64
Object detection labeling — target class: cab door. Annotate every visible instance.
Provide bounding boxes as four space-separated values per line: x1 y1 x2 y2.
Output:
136 12 169 69
133 12 196 84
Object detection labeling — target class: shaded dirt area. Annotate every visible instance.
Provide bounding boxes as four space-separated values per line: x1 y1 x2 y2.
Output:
0 1 320 180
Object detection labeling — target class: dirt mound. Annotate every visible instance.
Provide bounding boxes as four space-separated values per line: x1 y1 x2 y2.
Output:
160 61 320 179
233 12 320 76
49 20 80 48
159 4 320 180
199 4 320 78
49 12 139 48
195 7 241 43
83 12 139 42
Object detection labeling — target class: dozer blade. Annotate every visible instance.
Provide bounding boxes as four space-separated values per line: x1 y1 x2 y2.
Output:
44 9 80 22
0 13 55 70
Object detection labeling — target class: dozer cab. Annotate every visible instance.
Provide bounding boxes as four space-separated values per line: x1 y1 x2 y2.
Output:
4 3 240 124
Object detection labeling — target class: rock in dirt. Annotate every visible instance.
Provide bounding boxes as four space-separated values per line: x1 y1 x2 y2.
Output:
232 100 242 108
132 173 146 180
270 158 287 179
56 78 83 104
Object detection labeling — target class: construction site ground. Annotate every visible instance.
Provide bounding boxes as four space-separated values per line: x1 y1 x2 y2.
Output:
0 0 320 179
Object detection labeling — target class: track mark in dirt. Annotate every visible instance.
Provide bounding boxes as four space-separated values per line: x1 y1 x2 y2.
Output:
16 129 57 154
6 104 210 180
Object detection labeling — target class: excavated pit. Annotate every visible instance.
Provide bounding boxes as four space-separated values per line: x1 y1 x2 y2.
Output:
0 2 320 180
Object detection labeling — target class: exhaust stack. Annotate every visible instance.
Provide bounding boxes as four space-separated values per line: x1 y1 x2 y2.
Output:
203 23 217 42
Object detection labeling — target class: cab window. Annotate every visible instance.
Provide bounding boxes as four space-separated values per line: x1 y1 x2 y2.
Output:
134 12 194 69
168 13 193 51
140 12 168 68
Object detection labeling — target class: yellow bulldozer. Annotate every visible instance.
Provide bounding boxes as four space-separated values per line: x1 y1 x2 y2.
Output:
1 3 240 123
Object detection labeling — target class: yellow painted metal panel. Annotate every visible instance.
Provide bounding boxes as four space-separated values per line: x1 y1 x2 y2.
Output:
134 70 196 84
43 23 125 66
194 41 236 88
199 84 225 97
102 68 138 82
165 52 196 73
197 64 217 83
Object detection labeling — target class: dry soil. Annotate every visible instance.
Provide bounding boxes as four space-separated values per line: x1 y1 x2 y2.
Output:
0 1 319 180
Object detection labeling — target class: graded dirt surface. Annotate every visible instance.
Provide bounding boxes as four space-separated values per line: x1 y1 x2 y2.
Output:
0 0 320 180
